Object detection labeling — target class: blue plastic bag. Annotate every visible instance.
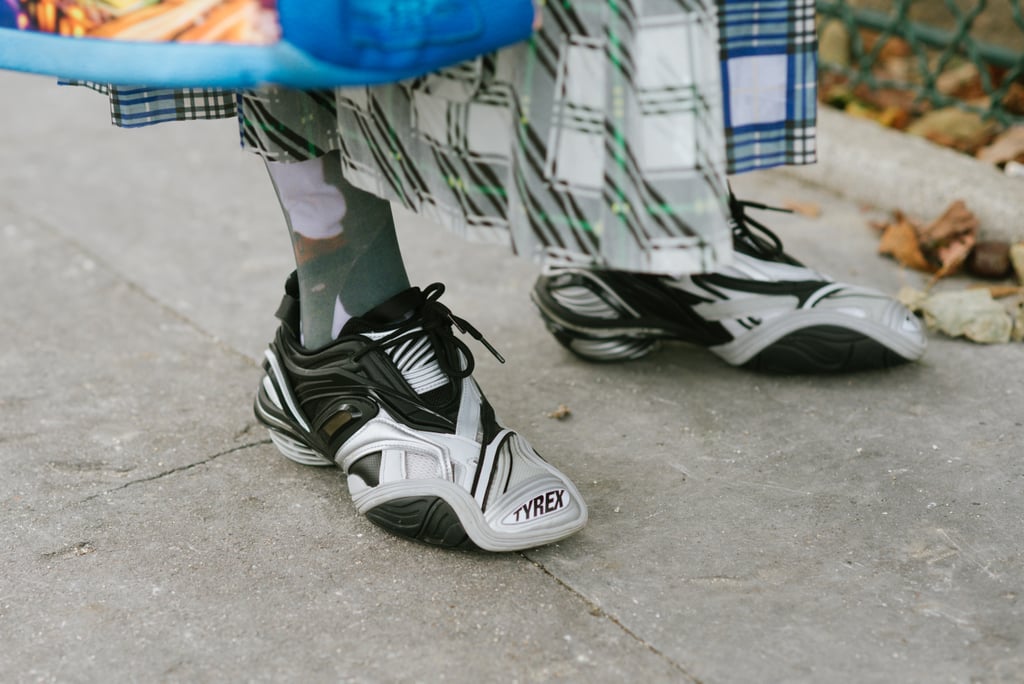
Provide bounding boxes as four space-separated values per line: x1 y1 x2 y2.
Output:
0 0 534 87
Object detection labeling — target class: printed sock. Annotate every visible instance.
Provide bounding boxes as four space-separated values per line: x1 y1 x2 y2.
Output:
266 151 410 348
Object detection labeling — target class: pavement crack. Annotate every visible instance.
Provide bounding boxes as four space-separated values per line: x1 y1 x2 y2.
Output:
76 439 271 505
524 555 704 683
41 541 96 560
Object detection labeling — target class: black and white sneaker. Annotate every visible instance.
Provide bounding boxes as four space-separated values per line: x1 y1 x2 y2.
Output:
531 196 927 373
254 274 587 552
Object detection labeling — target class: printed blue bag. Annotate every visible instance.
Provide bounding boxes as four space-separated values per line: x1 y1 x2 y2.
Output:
0 0 533 87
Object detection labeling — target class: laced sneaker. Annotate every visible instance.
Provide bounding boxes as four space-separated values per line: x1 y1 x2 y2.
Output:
254 274 588 551
531 196 927 373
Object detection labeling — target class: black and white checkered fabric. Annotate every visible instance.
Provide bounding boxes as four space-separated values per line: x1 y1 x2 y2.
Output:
89 1 817 276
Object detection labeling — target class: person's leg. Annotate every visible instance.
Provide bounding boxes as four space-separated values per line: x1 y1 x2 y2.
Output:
265 150 410 348
255 148 587 552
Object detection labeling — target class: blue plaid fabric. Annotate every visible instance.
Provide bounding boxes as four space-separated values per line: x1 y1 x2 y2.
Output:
69 82 238 127
718 0 817 174
107 86 238 127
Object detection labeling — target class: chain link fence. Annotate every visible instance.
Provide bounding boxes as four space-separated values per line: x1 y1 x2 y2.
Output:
817 0 1024 126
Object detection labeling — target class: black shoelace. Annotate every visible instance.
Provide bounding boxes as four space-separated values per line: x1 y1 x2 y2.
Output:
353 283 504 382
729 194 802 267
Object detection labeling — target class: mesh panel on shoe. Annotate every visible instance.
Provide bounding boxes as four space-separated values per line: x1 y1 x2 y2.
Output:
364 329 449 395
405 451 442 480
350 452 382 487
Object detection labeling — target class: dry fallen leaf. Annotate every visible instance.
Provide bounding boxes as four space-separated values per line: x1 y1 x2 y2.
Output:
875 55 917 83
874 201 982 282
931 234 976 282
877 106 913 130
845 101 880 121
782 200 822 218
918 200 980 249
936 63 982 98
845 102 912 130
1003 82 1024 117
847 85 918 129
547 404 572 420
976 126 1024 166
878 217 932 272
853 84 919 113
860 30 912 60
906 108 999 154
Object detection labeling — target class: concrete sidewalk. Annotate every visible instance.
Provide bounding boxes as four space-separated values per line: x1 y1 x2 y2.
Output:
1 72 1021 683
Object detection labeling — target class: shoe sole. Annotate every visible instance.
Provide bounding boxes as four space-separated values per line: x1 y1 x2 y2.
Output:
265 424 480 548
265 423 483 549
738 325 917 373
256 385 586 552
349 475 586 553
708 309 926 371
264 422 588 552
532 291 925 373
364 496 479 549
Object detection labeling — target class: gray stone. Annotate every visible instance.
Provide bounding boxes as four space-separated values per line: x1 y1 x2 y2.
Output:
920 290 1013 344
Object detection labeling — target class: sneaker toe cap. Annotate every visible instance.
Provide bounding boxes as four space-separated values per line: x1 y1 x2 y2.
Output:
482 434 588 544
817 286 928 361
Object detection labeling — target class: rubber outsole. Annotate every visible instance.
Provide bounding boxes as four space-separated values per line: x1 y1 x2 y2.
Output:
364 497 479 550
263 425 480 549
549 326 659 364
550 322 914 374
535 292 921 374
741 325 912 373
262 424 588 552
